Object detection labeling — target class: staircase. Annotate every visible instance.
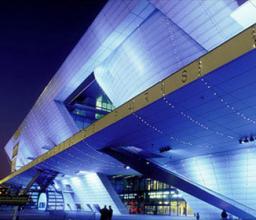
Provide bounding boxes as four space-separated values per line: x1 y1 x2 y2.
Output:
25 186 40 209
47 186 65 211
22 169 64 211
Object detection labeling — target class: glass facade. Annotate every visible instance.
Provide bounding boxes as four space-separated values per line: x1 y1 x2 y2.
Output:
110 175 193 216
95 95 115 120
66 74 115 130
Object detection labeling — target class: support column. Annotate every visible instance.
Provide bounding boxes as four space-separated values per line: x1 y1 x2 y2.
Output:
12 170 42 220
97 173 128 214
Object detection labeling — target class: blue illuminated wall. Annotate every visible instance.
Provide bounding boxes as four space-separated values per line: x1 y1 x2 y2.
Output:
165 147 256 218
150 0 243 51
57 173 121 214
94 11 205 106
178 191 221 219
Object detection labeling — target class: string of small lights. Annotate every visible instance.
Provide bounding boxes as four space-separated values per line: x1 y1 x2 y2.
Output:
132 112 193 147
38 150 119 175
30 141 123 174
162 96 234 140
166 16 184 69
75 143 122 167
200 78 256 125
163 15 234 141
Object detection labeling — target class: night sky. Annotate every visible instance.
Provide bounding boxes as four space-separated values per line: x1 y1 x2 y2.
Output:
0 0 107 178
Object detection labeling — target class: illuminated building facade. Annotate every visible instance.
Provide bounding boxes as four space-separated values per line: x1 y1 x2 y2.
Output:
110 176 193 216
1 1 256 219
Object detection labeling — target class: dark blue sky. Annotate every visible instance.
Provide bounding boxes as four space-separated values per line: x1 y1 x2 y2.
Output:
0 0 107 178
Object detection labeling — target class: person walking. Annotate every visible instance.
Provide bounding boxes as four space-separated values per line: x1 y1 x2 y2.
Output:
196 212 200 220
108 205 113 220
100 205 108 220
221 209 228 220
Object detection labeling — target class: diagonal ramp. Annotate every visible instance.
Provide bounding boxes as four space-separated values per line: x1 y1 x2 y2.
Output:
103 147 256 220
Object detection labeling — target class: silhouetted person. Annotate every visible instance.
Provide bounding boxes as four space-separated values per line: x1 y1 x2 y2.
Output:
221 209 228 220
108 205 113 220
100 205 108 220
196 212 200 220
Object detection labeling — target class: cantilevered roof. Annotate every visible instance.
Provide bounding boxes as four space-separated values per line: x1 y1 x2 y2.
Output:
1 24 255 185
5 0 255 167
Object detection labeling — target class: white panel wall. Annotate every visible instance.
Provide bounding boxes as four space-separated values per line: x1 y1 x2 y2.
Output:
59 173 120 214
150 0 243 50
168 148 256 212
95 11 205 107
179 191 223 220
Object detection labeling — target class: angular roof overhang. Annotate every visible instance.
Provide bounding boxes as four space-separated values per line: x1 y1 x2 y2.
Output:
1 24 255 185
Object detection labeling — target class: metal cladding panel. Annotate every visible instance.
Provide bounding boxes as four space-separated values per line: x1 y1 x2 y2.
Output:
169 148 256 219
55 0 154 102
95 11 206 107
150 0 243 50
58 173 121 214
178 191 222 219
4 0 154 167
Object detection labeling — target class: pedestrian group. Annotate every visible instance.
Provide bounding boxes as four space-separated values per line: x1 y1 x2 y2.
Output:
100 205 113 220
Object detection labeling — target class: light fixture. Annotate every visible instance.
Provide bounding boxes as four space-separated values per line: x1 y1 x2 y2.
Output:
124 165 130 170
27 157 35 160
239 135 256 144
75 170 89 175
159 146 172 153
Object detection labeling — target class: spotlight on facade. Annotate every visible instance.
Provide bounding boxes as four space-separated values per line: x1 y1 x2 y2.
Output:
124 165 130 170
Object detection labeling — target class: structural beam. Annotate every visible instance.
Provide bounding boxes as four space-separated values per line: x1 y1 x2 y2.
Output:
12 170 42 220
98 173 128 214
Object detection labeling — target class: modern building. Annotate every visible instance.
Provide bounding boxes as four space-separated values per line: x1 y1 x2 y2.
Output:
1 0 256 219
